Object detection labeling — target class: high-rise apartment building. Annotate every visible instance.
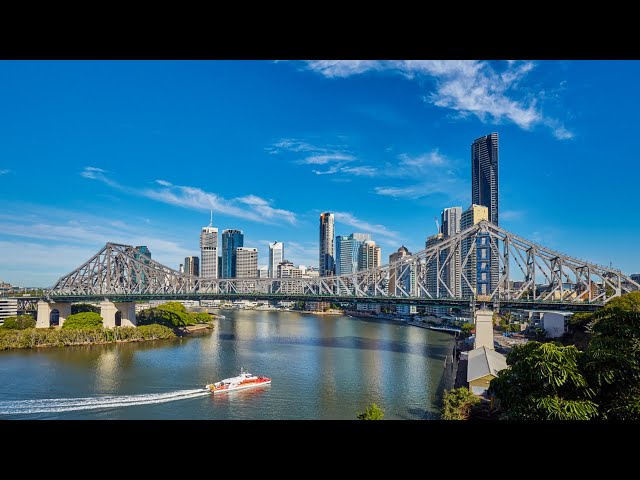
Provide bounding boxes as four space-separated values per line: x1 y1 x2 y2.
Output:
184 256 200 276
200 213 218 279
388 246 415 296
236 247 258 278
268 241 284 278
425 233 444 295
133 245 152 287
221 229 244 278
319 213 335 276
471 133 499 226
461 204 491 297
336 233 370 275
358 239 381 271
441 207 462 297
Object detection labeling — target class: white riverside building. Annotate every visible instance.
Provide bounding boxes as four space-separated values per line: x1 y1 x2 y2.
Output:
0 298 18 322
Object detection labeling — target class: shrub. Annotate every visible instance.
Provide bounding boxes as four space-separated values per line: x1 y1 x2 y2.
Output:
1 315 36 330
62 312 104 329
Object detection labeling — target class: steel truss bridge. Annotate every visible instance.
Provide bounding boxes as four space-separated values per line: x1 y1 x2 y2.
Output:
42 221 639 312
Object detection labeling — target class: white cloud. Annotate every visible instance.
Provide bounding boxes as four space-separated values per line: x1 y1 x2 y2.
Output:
0 169 9 175
374 186 422 198
501 210 524 221
299 153 355 165
333 212 400 241
303 60 573 139
82 167 297 225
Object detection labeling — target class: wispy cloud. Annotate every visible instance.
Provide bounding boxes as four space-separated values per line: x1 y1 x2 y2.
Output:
0 169 9 175
81 167 297 225
267 138 355 168
334 212 400 241
303 60 573 140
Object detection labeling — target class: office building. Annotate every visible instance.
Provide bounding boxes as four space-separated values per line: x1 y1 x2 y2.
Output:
257 265 269 278
135 246 151 260
319 212 335 276
441 206 462 297
268 241 284 278
471 133 499 226
461 204 490 297
389 246 415 296
200 212 218 279
221 229 244 278
358 239 381 271
184 256 200 276
631 274 640 284
336 233 370 275
236 247 258 278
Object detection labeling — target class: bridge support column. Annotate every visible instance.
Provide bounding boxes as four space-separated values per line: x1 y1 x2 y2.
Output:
36 301 51 328
114 302 136 327
36 301 71 328
100 301 117 328
474 308 494 350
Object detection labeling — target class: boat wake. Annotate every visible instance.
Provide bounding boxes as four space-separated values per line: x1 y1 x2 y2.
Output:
0 389 211 415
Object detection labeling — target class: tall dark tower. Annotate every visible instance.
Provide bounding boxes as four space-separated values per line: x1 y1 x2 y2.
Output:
471 132 499 226
319 212 335 277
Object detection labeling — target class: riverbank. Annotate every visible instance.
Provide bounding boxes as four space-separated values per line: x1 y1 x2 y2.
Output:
0 324 178 350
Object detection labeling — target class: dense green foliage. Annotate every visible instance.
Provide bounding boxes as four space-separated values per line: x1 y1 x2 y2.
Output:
442 387 480 420
582 296 640 419
62 312 104 329
0 324 175 350
71 303 101 314
357 403 384 420
490 292 640 420
489 342 598 420
137 302 209 328
460 323 475 335
1 315 36 330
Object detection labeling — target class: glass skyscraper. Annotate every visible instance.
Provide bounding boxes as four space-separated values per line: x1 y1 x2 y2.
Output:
471 133 499 226
319 212 335 277
221 229 244 278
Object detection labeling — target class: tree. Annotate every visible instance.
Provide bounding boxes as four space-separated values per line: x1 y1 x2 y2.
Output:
193 312 211 324
71 303 100 314
489 342 598 420
442 387 480 420
460 323 475 335
1 315 36 330
357 403 384 420
582 296 640 419
62 312 104 329
137 302 196 328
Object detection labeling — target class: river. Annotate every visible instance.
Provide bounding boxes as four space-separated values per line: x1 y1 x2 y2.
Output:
0 310 455 419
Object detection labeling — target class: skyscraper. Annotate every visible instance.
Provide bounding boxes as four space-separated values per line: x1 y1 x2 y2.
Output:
221 229 244 278
389 246 414 296
461 204 490 297
358 239 381 271
268 241 284 278
471 133 499 226
236 247 258 278
133 246 152 287
319 212 335 276
200 212 218 279
441 207 462 297
336 233 370 275
184 256 200 276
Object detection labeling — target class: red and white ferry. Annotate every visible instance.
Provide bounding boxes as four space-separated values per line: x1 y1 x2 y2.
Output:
206 368 271 394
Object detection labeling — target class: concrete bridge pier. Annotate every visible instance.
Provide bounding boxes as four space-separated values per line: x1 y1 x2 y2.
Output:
100 301 136 328
473 308 495 350
36 301 71 328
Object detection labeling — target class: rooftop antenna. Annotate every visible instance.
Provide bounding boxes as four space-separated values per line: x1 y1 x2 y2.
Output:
209 209 213 228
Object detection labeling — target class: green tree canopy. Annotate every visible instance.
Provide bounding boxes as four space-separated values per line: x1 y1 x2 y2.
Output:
1 315 36 330
442 387 480 420
357 403 384 420
582 296 640 419
62 312 104 330
460 323 475 335
71 303 101 314
193 312 211 324
489 342 598 420
137 302 197 328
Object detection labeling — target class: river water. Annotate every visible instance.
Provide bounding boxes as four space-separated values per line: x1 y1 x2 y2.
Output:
0 310 454 420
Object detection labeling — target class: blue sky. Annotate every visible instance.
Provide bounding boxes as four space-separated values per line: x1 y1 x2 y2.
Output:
1 60 639 287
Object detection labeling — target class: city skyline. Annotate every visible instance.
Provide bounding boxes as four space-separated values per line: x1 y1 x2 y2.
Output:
1 60 639 286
